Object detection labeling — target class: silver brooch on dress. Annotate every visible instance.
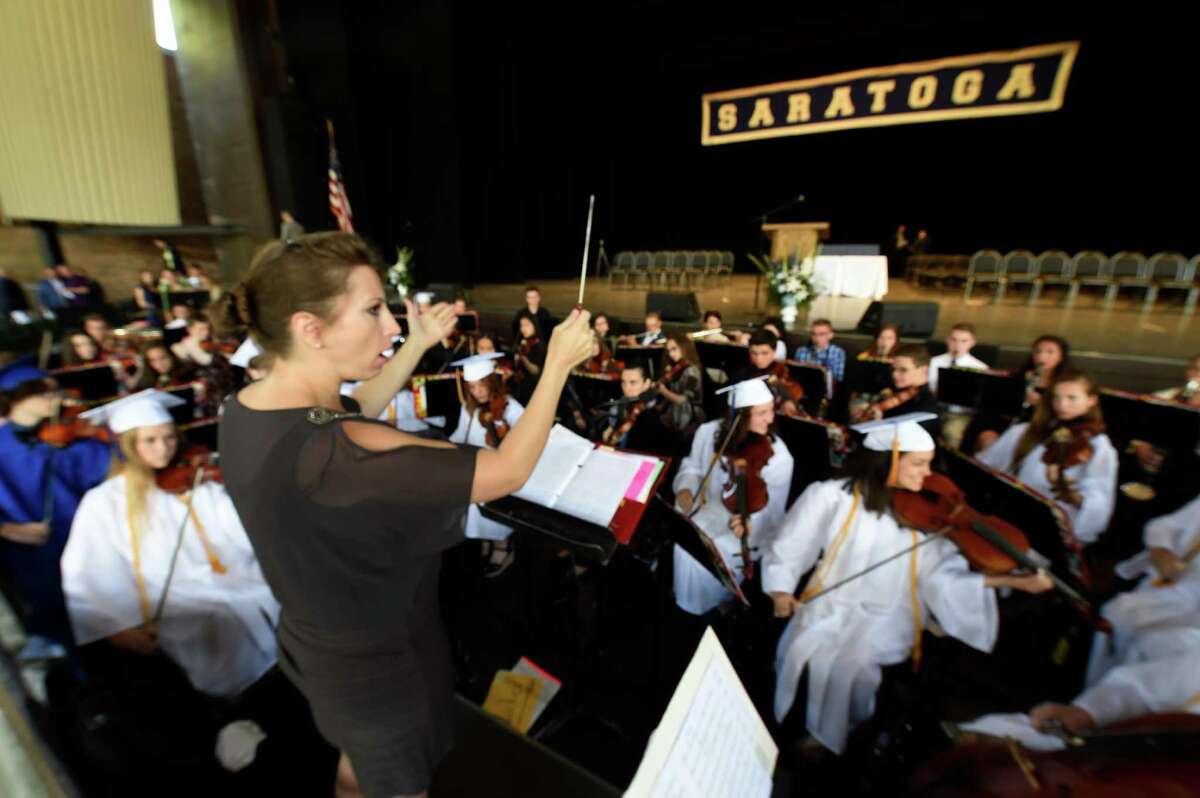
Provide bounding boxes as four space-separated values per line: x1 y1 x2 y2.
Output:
306 407 361 425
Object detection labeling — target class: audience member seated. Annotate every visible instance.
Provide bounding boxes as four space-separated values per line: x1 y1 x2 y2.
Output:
976 368 1117 546
620 310 666 347
132 343 198 391
793 317 846 388
858 323 900 361
184 263 211 290
37 266 75 310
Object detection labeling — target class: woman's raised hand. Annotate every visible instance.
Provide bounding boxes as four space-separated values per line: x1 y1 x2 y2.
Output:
546 308 593 373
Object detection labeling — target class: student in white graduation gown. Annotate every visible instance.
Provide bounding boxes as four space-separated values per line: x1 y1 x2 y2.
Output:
763 414 1053 754
975 368 1117 545
673 377 793 616
61 390 279 700
448 353 525 574
1084 491 1200 684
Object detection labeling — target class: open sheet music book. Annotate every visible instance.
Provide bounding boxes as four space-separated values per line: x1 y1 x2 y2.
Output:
625 627 777 798
514 424 665 528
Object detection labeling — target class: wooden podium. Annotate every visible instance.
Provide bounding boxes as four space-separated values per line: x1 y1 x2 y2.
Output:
762 222 830 261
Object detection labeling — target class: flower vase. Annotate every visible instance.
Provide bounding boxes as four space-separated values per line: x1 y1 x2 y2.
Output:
780 292 798 324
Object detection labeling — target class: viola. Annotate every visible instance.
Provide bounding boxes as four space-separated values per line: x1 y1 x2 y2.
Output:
891 472 1105 628
479 393 511 448
721 433 773 580
156 445 223 493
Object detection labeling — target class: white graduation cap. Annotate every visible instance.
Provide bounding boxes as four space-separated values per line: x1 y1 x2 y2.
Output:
228 337 262 369
715 375 774 410
851 412 937 486
452 351 504 382
79 389 185 434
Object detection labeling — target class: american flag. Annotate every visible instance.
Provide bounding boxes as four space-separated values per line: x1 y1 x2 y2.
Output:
327 120 355 233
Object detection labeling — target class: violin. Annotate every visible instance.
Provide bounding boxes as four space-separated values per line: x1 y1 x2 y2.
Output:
604 400 646 445
1042 418 1105 507
37 418 114 447
584 353 623 376
479 393 510 448
512 336 541 383
662 358 689 386
722 434 773 580
891 472 1105 628
854 385 919 421
156 445 223 493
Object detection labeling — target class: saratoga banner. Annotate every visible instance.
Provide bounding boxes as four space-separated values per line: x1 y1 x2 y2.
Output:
700 42 1078 146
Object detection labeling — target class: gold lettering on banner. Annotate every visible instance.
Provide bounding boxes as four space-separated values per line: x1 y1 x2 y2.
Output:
823 86 856 119
717 103 738 132
866 80 896 113
786 93 812 123
908 76 937 109
748 98 775 128
952 70 984 105
997 63 1036 100
699 42 1078 146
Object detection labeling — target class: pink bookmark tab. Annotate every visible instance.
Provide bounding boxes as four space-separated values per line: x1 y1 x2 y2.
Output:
623 461 656 502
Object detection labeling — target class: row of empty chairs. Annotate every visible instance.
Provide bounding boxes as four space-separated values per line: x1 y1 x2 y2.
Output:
962 250 1200 311
607 250 734 289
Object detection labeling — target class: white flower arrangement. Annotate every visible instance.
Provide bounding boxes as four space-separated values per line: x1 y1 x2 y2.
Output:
747 247 822 308
386 246 415 296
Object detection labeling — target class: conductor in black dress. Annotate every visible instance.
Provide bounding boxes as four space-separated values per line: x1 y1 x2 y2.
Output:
217 233 594 798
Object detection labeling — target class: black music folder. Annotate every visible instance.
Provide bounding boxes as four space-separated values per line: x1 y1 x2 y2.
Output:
1099 388 1200 457
937 368 1025 417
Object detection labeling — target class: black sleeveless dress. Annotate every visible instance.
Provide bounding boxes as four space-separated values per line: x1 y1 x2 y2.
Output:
219 393 477 797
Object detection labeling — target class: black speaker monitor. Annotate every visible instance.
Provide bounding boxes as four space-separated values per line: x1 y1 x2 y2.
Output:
646 291 700 322
856 301 939 339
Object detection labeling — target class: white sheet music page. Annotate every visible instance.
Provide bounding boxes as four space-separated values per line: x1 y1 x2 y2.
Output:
553 448 657 526
513 424 593 506
625 628 776 798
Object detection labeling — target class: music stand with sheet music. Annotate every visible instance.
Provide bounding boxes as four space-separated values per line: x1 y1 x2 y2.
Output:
51 364 119 401
648 496 749 607
937 368 1025 418
179 418 218 451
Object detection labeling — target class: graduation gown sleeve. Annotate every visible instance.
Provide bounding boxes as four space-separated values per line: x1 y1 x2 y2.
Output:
762 480 838 596
975 422 1025 472
1074 652 1200 727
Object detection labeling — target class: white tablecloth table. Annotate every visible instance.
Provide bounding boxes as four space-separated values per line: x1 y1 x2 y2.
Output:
811 255 889 299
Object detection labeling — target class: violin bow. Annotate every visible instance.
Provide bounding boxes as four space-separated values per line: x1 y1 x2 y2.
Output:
577 194 595 309
152 466 206 624
799 528 954 605
687 412 743 520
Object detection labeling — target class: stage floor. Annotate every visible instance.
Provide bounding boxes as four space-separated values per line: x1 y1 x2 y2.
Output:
470 275 1198 362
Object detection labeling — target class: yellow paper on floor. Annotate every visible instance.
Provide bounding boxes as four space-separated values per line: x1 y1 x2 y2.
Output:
482 670 542 734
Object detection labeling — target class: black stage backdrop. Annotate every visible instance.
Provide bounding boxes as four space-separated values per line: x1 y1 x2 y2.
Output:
240 1 1199 285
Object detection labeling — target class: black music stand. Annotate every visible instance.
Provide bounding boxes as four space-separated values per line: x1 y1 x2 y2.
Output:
568 374 622 411
937 368 1024 417
164 384 199 425
53 364 118 401
615 346 662 381
1099 389 1200 458
179 419 218 451
785 361 829 416
695 340 749 418
774 415 839 505
831 358 893 423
